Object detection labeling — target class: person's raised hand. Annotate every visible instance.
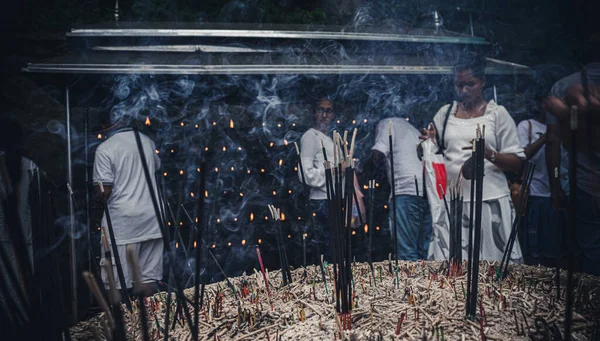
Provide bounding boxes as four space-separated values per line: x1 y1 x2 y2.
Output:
420 122 437 142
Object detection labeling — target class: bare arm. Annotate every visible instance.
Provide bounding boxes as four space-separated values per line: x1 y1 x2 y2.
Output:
485 149 522 174
523 134 546 159
96 184 113 202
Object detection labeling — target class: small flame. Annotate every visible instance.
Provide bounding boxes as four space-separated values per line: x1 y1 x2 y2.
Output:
241 239 246 246
294 166 298 171
227 242 232 247
240 192 244 197
171 149 174 153
269 142 274 147
238 147 242 151
376 183 380 188
280 212 286 221
363 185 368 190
97 134 102 139
298 217 301 220
250 212 254 221
384 205 388 209
292 123 296 127
278 159 283 166
260 169 265 173
197 168 200 172
212 244 216 248
180 122 185 127
277 123 282 128
262 122 265 126
214 167 219 172
234 218 238 222
190 192 194 197
337 120 341 124
258 239 262 244
272 190 277 196
284 139 288 146
145 116 151 126
230 119 234 129
287 234 291 239
176 242 179 248
231 166 235 171
163 172 168 177
304 233 308 238
195 124 199 129
352 230 356 235
195 217 198 223
179 221 183 226
156 150 160 154
288 189 292 194
406 117 410 121
364 119 368 123
205 190 208 198
168 221 172 226
222 146 227 152
312 212 316 217
212 121 216 126
352 120 356 124
216 218 221 223
247 169 251 174
194 241 197 248
376 226 380 231
204 147 209 151
264 216 269 221
364 224 369 233
179 170 184 175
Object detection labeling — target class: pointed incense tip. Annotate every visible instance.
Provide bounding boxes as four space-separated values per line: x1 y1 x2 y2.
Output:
388 121 393 136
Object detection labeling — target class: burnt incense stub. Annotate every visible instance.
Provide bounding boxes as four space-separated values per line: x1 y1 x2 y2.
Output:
70 261 600 341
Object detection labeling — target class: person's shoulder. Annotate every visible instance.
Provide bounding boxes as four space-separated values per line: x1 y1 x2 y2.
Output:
300 128 319 142
433 102 454 120
488 100 510 117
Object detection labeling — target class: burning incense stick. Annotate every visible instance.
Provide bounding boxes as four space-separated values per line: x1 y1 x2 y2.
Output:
255 246 273 310
388 122 398 267
415 175 424 259
98 181 131 311
565 105 579 341
193 162 207 338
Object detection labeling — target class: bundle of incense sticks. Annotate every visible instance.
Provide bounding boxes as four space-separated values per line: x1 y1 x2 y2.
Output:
268 205 292 286
322 129 357 329
449 181 463 264
367 179 376 278
499 161 535 278
465 125 485 319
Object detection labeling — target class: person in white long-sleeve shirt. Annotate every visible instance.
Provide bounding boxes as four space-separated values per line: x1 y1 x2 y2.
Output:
298 98 337 262
421 54 525 262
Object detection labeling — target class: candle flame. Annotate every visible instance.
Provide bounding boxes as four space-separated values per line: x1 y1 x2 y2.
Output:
284 139 288 146
288 189 292 194
190 192 194 197
145 116 151 126
204 147 209 151
294 166 298 171
156 150 160 154
280 212 285 221
194 241 197 248
168 221 172 226
97 134 102 139
227 242 231 247
250 212 254 221
364 224 369 233
241 239 246 246
260 169 265 173
163 172 168 177
217 218 221 223
269 142 274 147
205 190 208 198
230 119 234 128
352 230 356 235
231 166 235 171
195 217 198 223
234 217 238 222
180 122 184 127
212 244 216 248
176 242 179 248
214 167 219 172
179 170 184 175
287 234 291 239
376 226 380 231
272 190 276 196
240 192 244 197
278 159 283 166
363 185 368 190
222 146 227 152
258 239 262 244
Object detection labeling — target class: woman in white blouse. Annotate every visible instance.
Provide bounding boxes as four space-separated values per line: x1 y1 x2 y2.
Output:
421 54 525 262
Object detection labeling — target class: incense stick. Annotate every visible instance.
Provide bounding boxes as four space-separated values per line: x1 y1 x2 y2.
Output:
193 162 207 338
126 246 150 341
388 122 398 267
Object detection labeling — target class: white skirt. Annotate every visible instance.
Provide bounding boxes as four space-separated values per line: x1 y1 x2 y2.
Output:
429 195 523 262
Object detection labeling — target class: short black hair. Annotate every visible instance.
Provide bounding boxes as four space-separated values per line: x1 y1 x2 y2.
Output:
454 53 487 80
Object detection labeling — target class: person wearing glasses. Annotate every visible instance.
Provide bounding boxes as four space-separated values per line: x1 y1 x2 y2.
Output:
298 97 337 262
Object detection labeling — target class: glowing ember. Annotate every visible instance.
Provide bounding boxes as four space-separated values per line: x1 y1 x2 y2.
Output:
204 147 209 151
195 124 199 129
197 168 200 172
230 119 234 128
180 122 184 127
241 239 246 246
364 224 369 233
175 242 179 248
212 244 215 248
280 212 286 221
304 233 308 237
222 146 227 152
384 205 388 209
250 213 254 221
287 234 291 239
190 192 194 197
258 239 262 244
238 147 242 151
260 169 265 173
278 159 283 166
294 167 298 171
97 134 102 139
288 190 292 194
234 217 238 222
163 172 168 177
145 117 151 126
179 170 184 175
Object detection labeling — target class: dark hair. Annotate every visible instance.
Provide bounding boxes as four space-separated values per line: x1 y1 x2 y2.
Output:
453 53 487 80
314 97 333 111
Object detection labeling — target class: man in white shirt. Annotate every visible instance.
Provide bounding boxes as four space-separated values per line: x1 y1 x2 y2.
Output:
371 117 432 260
93 119 163 294
298 98 336 262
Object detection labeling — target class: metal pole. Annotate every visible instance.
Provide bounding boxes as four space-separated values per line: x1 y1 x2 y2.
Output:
84 110 91 274
66 86 78 322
